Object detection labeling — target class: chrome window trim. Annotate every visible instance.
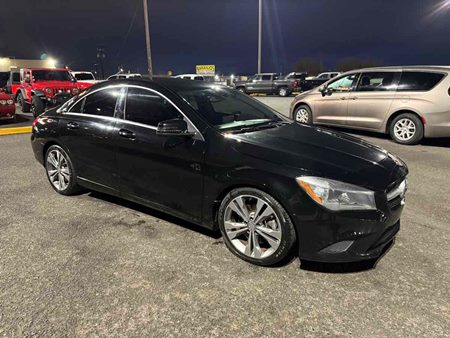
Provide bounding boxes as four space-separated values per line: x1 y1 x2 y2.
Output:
61 84 204 141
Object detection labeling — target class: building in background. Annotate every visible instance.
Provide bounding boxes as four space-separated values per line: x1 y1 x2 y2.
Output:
0 58 57 72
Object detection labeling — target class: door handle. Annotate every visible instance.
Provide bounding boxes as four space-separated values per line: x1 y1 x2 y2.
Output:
118 128 136 140
67 121 79 130
340 97 346 100
349 97 358 100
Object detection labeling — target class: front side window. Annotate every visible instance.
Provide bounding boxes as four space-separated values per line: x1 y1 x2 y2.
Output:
356 72 397 92
125 88 180 127
82 88 119 117
397 72 445 91
327 73 359 92
74 73 94 81
179 87 283 131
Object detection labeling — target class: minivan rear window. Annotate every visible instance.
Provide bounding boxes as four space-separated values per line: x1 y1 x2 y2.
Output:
397 72 444 91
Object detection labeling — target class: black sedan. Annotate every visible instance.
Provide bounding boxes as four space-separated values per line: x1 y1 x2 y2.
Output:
31 79 408 266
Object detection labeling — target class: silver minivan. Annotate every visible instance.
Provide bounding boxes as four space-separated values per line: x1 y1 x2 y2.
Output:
290 66 450 144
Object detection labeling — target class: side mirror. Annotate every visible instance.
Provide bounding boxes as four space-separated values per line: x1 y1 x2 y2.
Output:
156 118 195 137
320 86 333 97
25 77 31 84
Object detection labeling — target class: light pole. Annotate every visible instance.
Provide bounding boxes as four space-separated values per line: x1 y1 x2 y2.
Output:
143 0 153 79
258 0 262 73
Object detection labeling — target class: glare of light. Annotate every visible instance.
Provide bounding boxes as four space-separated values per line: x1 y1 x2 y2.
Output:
214 74 220 81
427 0 450 19
230 74 235 80
46 57 57 68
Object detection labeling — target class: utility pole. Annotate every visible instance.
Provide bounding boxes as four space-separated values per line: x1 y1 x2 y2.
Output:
143 0 153 79
258 0 262 73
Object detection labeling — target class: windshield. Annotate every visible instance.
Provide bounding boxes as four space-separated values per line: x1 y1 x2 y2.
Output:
32 70 74 82
178 86 284 131
74 73 94 81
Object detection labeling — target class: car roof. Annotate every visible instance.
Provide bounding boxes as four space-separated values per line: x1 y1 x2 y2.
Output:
86 78 223 93
348 65 450 73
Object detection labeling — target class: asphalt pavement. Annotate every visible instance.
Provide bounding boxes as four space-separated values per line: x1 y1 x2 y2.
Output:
0 98 449 337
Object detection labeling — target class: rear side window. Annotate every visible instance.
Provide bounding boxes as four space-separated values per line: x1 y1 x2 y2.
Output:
398 72 444 91
82 88 118 117
125 88 180 127
12 73 20 83
261 75 272 80
356 72 397 91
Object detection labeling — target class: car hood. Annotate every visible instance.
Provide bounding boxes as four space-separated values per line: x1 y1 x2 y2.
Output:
228 123 408 191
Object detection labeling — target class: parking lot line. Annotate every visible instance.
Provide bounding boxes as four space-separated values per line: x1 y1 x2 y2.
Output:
0 126 32 136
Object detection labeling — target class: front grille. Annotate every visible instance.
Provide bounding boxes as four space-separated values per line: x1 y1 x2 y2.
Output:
52 88 72 95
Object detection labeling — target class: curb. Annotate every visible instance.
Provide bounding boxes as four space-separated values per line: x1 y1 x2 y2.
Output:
0 126 32 136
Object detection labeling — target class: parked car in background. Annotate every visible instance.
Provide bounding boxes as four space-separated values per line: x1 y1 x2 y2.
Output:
173 74 213 81
234 73 297 96
0 71 20 97
290 66 450 144
31 78 408 266
298 72 341 92
71 71 99 89
107 73 142 80
16 68 80 117
0 90 16 122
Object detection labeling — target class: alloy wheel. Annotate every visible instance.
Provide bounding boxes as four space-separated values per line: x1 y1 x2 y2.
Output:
279 88 287 96
46 149 71 191
394 118 416 141
223 195 282 259
295 108 309 123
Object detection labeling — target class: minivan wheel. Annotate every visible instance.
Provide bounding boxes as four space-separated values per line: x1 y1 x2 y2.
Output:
390 113 424 145
294 105 312 125
218 188 296 266
45 145 80 195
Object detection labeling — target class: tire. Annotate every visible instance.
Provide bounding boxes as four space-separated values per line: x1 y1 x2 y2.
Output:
277 87 289 97
389 113 424 145
45 145 81 195
17 92 30 113
31 96 45 117
293 105 313 125
236 87 246 94
218 187 296 266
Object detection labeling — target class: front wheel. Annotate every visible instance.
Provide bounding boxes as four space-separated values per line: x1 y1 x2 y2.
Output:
45 145 80 195
277 87 289 97
236 87 246 94
218 188 296 266
294 105 313 125
31 96 45 117
389 113 424 145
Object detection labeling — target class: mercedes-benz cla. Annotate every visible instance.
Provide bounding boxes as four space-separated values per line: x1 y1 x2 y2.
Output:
31 79 408 266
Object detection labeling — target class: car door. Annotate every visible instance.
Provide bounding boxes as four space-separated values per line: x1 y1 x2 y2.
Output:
58 86 124 189
347 71 400 130
114 86 205 223
313 72 360 126
246 75 262 93
259 74 274 93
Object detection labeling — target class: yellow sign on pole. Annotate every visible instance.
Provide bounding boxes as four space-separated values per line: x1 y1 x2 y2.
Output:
196 65 215 75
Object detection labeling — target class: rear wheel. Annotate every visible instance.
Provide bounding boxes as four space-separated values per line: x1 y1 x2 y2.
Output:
389 113 424 145
236 87 246 94
31 96 45 117
17 92 30 113
45 145 80 195
218 188 296 266
294 105 312 125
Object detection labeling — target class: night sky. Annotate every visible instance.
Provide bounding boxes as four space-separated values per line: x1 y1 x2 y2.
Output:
1 0 450 76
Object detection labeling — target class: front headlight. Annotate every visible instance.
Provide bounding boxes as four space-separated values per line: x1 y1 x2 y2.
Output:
296 176 376 211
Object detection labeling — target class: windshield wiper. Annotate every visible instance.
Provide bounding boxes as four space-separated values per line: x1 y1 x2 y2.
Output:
227 120 290 134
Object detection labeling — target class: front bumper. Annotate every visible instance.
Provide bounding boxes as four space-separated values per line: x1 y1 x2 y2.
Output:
288 180 406 263
43 92 72 107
